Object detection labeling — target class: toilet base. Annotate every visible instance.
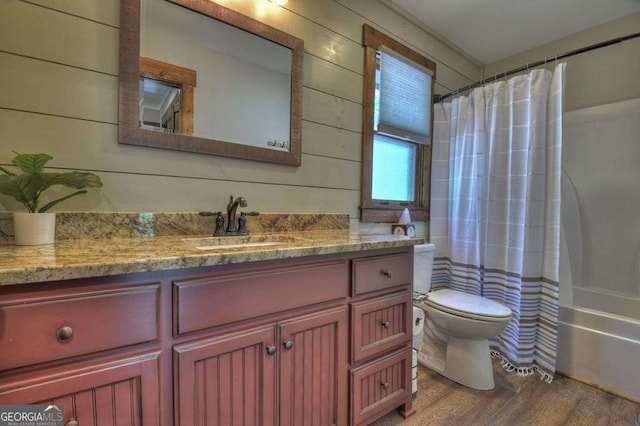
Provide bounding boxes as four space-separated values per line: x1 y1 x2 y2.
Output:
418 337 496 390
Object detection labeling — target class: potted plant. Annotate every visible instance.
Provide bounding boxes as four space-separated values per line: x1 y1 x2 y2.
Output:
0 153 103 245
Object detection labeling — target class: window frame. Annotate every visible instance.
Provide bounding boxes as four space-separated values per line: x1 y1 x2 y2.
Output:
360 24 436 222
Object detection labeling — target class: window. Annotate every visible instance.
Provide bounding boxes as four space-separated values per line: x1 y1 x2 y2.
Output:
360 25 436 222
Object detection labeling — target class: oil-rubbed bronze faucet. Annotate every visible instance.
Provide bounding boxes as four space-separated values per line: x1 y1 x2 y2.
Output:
225 195 247 233
200 195 259 236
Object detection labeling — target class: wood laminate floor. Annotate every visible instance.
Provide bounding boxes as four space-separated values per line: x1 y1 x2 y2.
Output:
372 361 640 426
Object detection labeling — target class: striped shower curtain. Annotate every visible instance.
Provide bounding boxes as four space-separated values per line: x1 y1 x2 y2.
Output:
430 64 565 381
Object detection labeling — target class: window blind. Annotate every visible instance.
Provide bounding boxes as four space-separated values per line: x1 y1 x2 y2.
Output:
377 46 432 144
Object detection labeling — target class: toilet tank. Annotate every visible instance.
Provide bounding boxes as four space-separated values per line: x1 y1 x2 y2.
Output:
413 243 435 293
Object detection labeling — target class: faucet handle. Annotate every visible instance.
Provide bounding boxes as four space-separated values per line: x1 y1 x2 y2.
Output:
213 212 226 236
237 211 259 235
199 211 225 235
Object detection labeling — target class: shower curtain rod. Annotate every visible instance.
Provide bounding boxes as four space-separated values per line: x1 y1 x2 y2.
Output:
434 31 640 103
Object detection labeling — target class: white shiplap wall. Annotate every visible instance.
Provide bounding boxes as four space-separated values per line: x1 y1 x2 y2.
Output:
0 0 480 233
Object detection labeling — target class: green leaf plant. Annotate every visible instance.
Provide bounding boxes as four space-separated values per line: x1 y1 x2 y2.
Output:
0 153 103 213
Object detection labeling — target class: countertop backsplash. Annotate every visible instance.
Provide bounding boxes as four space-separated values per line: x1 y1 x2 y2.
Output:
0 212 350 244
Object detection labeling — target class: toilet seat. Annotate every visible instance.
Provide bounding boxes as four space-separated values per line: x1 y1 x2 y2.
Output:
424 289 512 322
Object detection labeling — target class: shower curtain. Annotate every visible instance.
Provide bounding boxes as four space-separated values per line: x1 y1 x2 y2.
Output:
430 64 565 381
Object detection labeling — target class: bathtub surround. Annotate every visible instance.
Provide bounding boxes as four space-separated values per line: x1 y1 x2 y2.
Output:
553 98 640 403
430 64 565 381
0 211 348 244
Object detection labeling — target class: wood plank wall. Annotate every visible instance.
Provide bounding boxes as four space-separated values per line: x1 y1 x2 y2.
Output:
0 0 480 233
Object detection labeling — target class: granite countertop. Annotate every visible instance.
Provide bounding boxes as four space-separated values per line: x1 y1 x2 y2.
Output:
0 230 424 286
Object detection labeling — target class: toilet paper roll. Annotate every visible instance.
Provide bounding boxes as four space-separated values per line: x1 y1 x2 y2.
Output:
413 306 425 349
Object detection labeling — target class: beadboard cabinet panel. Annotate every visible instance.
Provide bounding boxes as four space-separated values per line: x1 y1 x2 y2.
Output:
0 1 119 75
279 307 348 426
351 347 413 425
174 325 277 426
351 291 412 363
0 353 160 425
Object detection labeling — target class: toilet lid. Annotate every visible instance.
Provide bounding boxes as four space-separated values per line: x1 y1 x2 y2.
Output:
425 289 512 321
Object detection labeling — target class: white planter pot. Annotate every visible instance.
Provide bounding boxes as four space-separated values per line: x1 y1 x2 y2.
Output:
13 212 56 245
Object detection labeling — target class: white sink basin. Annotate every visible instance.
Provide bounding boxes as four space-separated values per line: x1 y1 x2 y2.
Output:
183 234 305 250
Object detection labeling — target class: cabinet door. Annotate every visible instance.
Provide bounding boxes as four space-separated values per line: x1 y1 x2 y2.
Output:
174 325 276 426
278 306 348 426
0 352 160 426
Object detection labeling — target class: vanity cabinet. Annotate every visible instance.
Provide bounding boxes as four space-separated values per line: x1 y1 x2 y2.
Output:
174 307 347 426
0 246 414 425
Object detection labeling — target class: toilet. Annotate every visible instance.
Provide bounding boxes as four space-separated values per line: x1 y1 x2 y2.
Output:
412 243 513 390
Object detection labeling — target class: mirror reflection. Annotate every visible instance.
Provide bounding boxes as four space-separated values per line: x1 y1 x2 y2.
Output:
140 78 181 132
141 0 292 150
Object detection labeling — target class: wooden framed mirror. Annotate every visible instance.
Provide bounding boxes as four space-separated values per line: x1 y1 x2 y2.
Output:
119 0 304 166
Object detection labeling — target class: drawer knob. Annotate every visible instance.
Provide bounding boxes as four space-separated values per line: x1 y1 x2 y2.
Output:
266 345 277 356
283 340 293 350
66 419 79 426
381 270 393 278
381 320 390 329
56 326 74 341
381 382 389 390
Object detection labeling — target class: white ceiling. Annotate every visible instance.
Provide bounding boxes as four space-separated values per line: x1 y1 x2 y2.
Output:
387 0 640 64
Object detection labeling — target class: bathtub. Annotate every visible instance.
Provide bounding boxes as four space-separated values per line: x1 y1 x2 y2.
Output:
556 304 640 403
557 98 640 404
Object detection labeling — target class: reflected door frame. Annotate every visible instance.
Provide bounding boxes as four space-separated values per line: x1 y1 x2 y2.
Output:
140 57 196 135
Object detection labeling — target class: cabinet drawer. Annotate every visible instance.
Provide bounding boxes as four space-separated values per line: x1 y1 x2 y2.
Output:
351 347 412 426
174 260 348 335
0 284 160 371
351 291 412 362
352 253 412 296
0 351 160 426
